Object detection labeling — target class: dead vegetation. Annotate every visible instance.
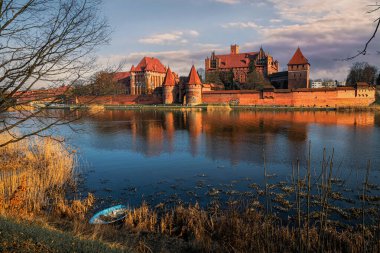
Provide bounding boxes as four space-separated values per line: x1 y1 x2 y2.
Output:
0 134 76 215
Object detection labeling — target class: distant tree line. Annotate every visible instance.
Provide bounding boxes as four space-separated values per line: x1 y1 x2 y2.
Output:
346 62 380 86
72 72 127 96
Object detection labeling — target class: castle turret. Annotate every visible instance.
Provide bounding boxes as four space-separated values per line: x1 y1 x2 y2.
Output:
185 65 202 105
130 65 136 95
287 47 310 89
231 44 239 55
162 67 176 104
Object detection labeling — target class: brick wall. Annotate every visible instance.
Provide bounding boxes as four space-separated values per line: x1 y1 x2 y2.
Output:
203 87 376 107
74 87 375 108
75 94 162 105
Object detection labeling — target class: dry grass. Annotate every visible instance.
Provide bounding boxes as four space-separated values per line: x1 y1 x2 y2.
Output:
119 202 380 253
6 104 36 112
0 134 76 215
206 104 232 111
88 104 105 113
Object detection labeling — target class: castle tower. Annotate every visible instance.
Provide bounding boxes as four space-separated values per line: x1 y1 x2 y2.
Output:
162 67 176 104
231 44 240 55
185 65 202 105
130 65 136 95
287 47 310 89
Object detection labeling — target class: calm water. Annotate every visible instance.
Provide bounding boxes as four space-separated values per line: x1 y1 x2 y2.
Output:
50 110 380 209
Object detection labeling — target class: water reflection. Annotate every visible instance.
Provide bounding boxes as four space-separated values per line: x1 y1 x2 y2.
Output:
75 110 377 166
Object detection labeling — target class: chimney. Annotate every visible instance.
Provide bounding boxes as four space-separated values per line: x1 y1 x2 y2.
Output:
231 44 239 55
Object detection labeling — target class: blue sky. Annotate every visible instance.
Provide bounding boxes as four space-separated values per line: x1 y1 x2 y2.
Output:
96 0 380 80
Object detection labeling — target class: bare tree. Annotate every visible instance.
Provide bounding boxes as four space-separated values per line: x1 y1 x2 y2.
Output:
346 62 378 85
345 3 380 60
0 0 110 146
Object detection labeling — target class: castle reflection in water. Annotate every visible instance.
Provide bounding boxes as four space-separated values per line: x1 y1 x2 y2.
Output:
75 110 378 165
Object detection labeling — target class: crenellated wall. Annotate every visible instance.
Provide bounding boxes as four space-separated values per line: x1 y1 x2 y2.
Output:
73 87 375 108
202 87 376 107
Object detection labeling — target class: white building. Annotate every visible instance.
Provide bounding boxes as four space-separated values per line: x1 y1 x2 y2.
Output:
324 81 337 88
337 81 346 87
311 81 323 89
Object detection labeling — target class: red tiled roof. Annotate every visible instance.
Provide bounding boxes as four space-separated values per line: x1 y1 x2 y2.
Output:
188 65 202 85
213 52 258 69
163 67 176 86
132 57 167 73
288 47 309 65
113 72 130 81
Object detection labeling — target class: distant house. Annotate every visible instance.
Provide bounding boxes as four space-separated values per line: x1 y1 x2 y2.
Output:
311 81 323 89
323 81 337 88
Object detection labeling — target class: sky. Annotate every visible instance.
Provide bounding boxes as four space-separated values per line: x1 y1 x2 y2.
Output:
96 0 380 81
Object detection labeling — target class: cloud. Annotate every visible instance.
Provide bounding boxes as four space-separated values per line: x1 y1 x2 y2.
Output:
96 42 229 76
222 21 262 29
138 30 200 45
242 0 380 80
213 0 240 4
269 19 282 23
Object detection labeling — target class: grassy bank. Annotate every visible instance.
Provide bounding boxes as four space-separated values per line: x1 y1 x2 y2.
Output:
0 216 123 253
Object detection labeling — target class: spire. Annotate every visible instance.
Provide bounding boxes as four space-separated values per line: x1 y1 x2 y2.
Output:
187 65 202 85
288 47 310 65
163 67 175 86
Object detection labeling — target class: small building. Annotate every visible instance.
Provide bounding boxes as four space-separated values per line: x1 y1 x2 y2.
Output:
337 81 347 87
311 81 323 89
323 81 337 88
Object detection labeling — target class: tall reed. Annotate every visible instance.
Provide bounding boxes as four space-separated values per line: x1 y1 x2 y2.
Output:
0 134 76 214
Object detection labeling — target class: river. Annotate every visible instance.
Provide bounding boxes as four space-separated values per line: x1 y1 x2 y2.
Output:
37 109 378 210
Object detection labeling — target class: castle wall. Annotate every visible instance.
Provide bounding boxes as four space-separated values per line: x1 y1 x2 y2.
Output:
202 87 376 107
73 87 375 108
75 94 162 105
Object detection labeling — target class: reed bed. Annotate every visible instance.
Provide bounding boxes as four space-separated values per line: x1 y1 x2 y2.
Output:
0 134 76 214
116 145 380 252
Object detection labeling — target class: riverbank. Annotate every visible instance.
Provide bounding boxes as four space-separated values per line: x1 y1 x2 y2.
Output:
34 103 380 112
0 216 123 253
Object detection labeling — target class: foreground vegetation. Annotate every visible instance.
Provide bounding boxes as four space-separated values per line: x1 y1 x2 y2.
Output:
0 134 379 252
0 216 123 253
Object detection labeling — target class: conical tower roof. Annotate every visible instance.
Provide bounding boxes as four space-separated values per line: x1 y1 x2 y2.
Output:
288 47 309 65
187 65 202 85
163 67 175 86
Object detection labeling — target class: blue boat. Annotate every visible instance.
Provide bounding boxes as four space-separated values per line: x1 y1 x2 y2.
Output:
89 205 129 225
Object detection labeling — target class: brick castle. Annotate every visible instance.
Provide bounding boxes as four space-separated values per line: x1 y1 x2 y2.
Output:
81 45 376 108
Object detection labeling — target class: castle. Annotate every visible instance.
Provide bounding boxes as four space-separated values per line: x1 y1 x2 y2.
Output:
128 57 179 95
104 46 375 108
205 45 279 83
205 45 310 90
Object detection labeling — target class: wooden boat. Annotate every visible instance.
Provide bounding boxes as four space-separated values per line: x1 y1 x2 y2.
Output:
89 205 128 225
